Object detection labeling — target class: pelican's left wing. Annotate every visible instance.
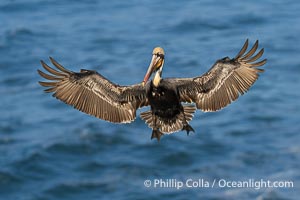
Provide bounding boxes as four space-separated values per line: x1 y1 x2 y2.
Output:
38 57 148 123
172 39 267 112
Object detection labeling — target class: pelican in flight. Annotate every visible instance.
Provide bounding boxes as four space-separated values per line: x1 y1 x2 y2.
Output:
38 39 266 141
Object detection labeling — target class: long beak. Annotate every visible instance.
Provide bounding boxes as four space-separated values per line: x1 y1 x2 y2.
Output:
142 54 160 86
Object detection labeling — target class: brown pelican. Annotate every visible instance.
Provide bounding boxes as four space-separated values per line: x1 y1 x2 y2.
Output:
38 39 266 141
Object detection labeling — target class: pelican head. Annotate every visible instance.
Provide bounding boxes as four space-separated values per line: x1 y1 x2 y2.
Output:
142 47 165 86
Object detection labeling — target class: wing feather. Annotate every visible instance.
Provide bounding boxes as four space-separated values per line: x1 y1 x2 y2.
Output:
174 40 267 112
38 58 148 123
241 40 258 59
235 39 248 58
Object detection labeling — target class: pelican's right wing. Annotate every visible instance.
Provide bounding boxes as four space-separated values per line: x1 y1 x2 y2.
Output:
38 57 148 123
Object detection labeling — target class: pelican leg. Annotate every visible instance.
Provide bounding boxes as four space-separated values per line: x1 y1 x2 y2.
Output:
182 113 195 135
151 114 163 141
182 124 195 135
151 130 163 141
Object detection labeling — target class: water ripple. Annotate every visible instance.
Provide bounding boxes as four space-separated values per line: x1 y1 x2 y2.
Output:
167 19 231 34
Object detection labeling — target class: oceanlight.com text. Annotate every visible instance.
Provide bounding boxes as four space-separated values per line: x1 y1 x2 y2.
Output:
143 178 294 190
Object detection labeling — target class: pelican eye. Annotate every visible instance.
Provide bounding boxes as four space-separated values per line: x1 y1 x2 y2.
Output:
156 53 164 59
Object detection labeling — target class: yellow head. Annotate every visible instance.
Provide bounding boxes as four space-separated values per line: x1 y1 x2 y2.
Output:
142 47 165 86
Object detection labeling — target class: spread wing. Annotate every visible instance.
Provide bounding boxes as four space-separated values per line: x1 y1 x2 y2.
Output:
173 39 267 112
38 57 148 123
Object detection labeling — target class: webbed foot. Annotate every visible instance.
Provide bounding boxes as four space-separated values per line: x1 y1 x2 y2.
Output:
151 129 164 142
182 124 195 135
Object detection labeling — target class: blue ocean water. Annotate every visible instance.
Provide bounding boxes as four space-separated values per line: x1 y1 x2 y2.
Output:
1 0 300 199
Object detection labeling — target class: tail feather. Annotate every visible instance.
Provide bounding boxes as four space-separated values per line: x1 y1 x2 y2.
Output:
140 105 196 134
140 110 153 127
183 105 196 121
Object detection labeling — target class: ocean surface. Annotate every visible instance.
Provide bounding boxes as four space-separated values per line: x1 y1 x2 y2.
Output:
1 0 300 199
